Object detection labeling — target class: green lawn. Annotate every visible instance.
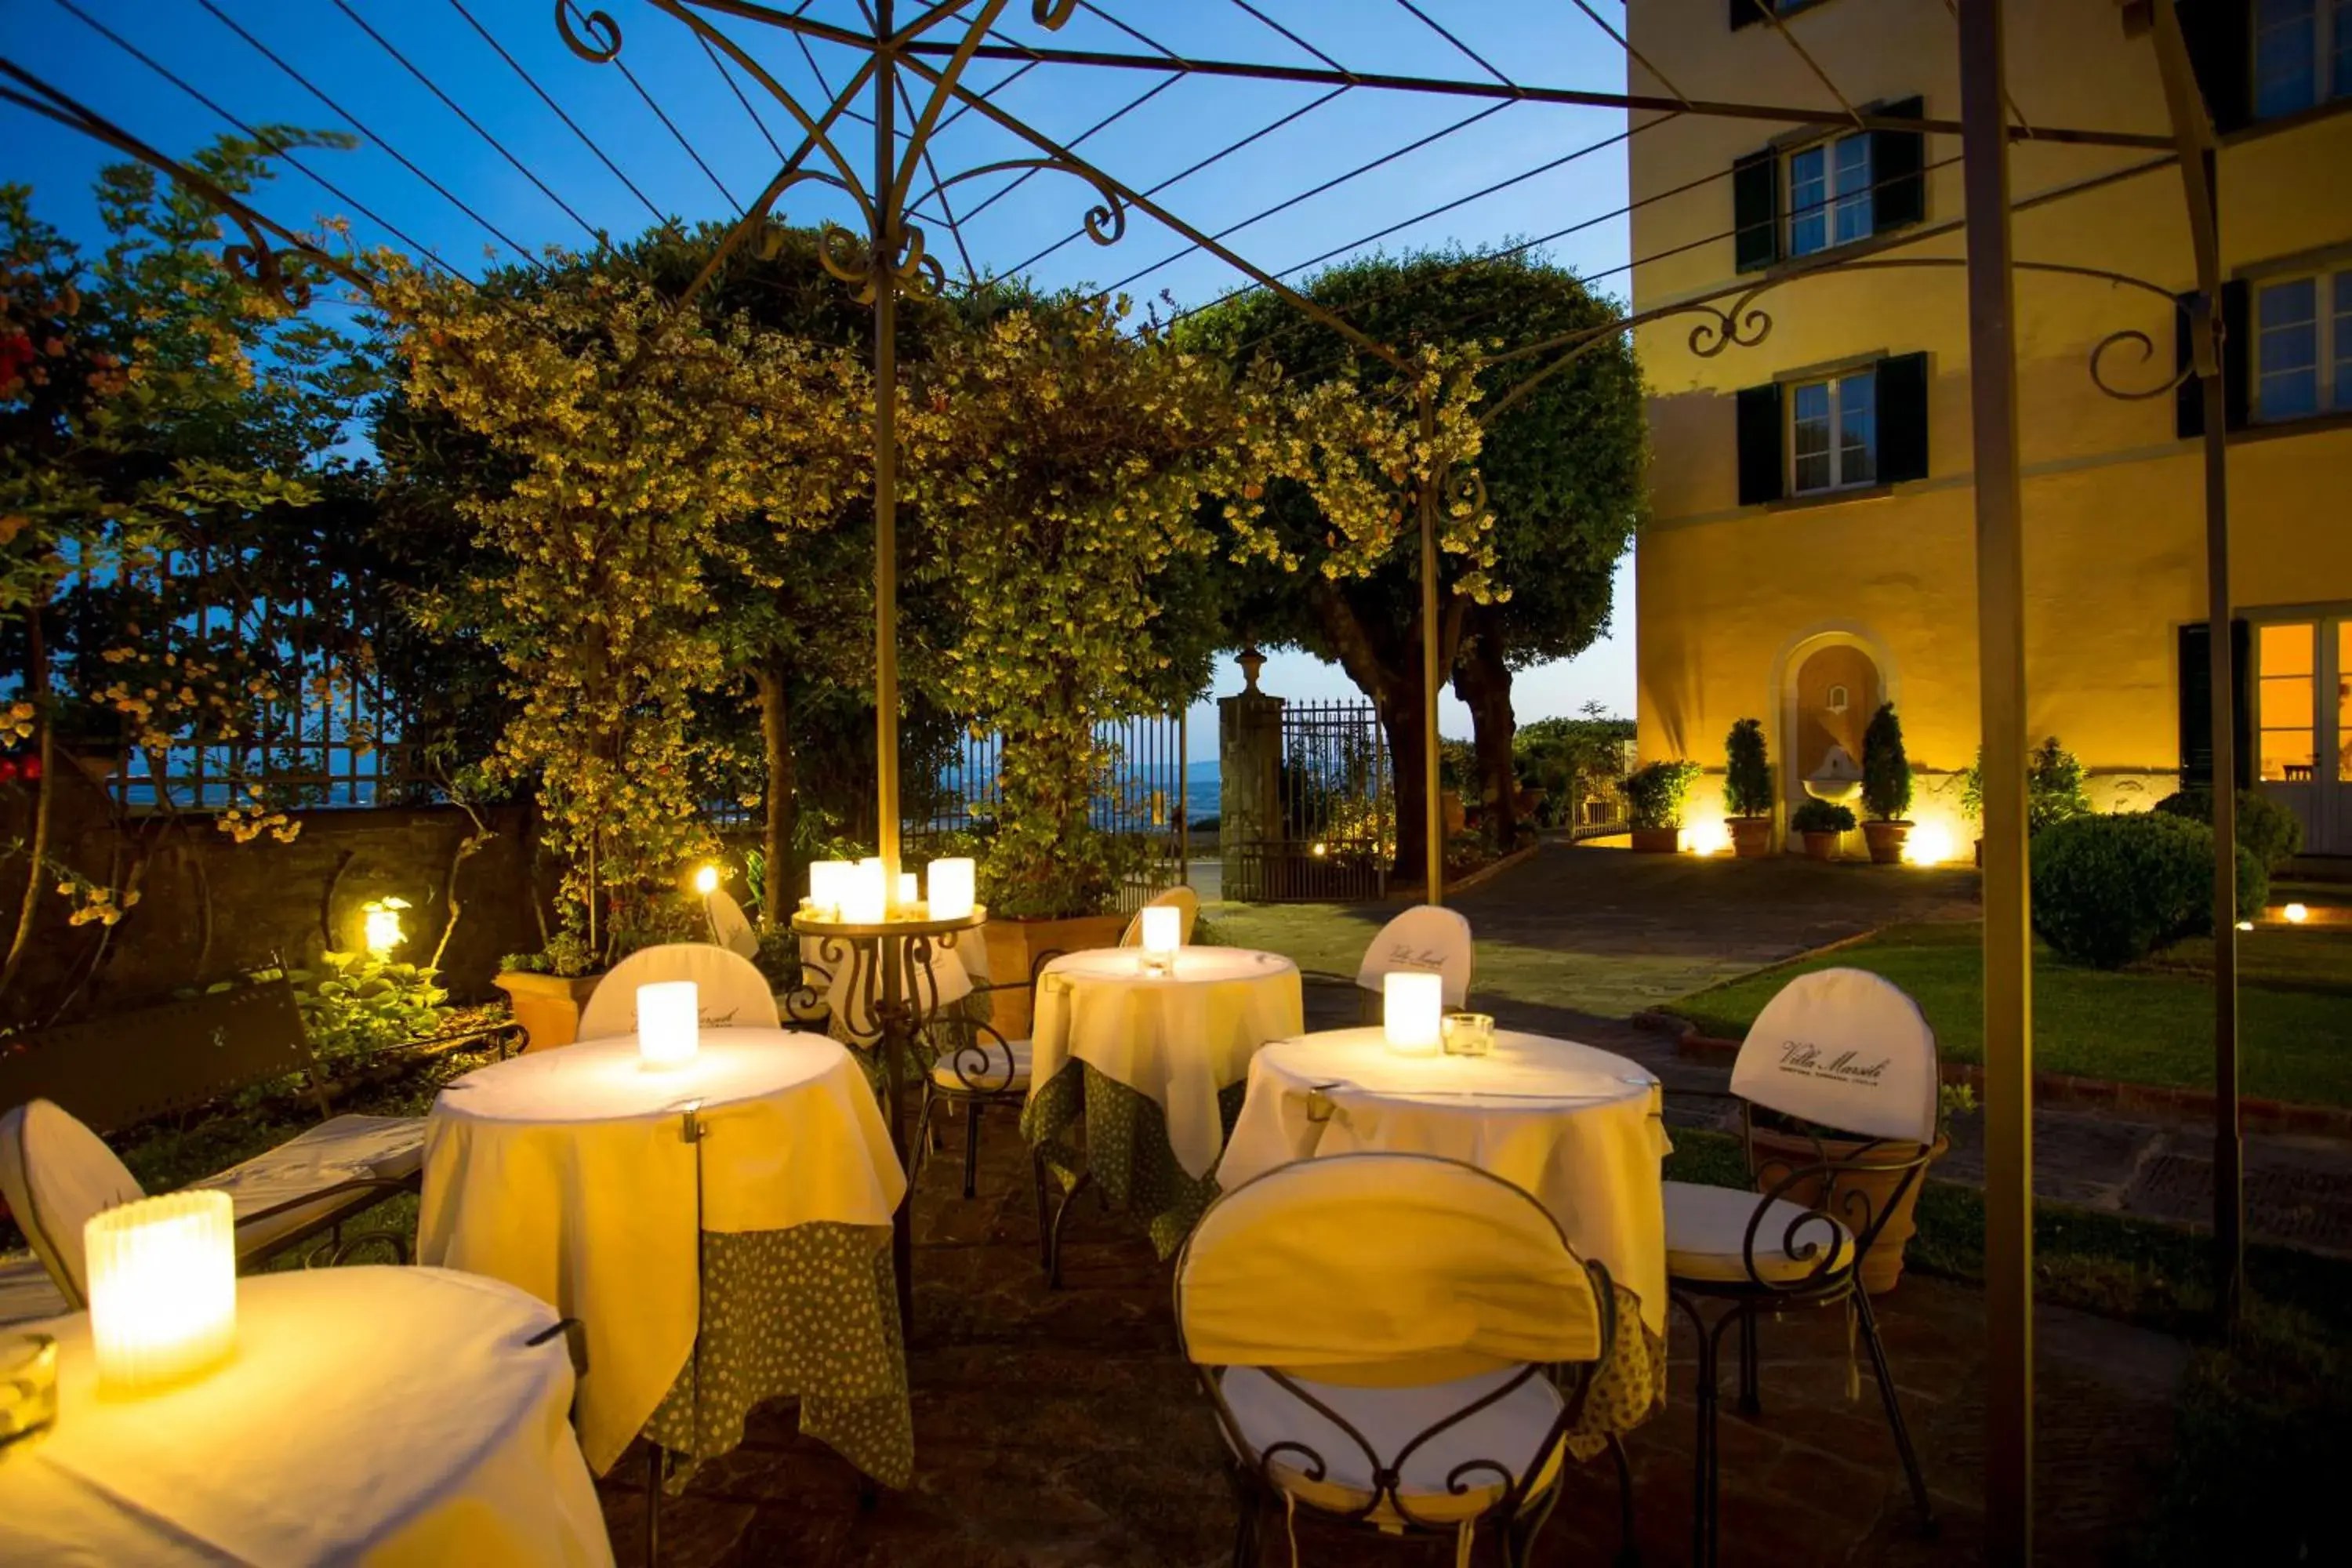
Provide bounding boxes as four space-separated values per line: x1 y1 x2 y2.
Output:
1664 921 2352 1109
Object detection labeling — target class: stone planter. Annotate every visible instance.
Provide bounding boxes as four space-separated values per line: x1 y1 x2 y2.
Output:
1862 819 1912 865
1728 817 1773 858
1748 1127 1950 1294
1800 830 1839 862
492 971 605 1052
1629 826 1679 854
981 913 1127 1041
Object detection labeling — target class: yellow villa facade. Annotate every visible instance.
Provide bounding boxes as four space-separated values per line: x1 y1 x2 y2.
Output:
1627 0 2352 862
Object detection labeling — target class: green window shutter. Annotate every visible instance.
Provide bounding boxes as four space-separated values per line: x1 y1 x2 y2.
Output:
2178 619 2252 791
1736 383 1785 506
1730 0 1765 31
2174 0 2252 133
2221 277 2251 431
1869 96 1926 234
2176 289 2205 439
1733 152 1780 274
1876 352 1930 484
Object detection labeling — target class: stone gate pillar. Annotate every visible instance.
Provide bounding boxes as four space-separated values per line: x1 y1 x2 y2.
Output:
1218 649 1283 902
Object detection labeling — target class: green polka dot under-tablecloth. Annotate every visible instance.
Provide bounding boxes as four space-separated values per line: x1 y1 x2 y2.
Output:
1569 1283 1668 1456
1020 1061 1249 1259
644 1221 912 1494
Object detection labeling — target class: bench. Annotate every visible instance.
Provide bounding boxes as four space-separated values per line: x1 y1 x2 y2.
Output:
0 978 513 1323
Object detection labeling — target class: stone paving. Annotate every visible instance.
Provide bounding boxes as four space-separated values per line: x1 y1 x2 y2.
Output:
597 1119 2187 1566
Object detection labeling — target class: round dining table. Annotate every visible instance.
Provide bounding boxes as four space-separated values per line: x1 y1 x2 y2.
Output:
418 1028 911 1489
1021 945 1302 1257
0 1265 611 1566
1216 1025 1674 1446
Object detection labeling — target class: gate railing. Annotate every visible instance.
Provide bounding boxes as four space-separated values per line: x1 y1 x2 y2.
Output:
1226 698 1392 902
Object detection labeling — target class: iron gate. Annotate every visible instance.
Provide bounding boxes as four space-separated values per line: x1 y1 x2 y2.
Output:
905 712 1190 912
1228 699 1393 902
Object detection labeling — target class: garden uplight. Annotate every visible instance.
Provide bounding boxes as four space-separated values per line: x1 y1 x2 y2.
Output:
86 1190 237 1396
1903 824 1956 866
637 981 699 1069
694 864 720 896
2285 903 2310 924
1383 971 1443 1058
927 857 976 920
361 897 407 956
1685 819 1730 857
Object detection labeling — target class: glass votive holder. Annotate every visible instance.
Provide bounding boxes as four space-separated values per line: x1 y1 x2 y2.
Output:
2 1332 59 1445
1442 1011 1496 1057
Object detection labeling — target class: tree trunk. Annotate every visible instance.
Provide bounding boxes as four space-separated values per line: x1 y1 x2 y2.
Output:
756 666 794 931
0 606 53 1007
1453 616 1521 848
1305 581 1428 884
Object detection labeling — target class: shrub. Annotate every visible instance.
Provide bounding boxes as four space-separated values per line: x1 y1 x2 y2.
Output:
1861 702 1912 822
1725 717 1773 818
1790 798 1856 835
289 951 451 1069
2031 813 2266 968
2153 787 2306 873
1958 736 2092 835
1624 759 1702 829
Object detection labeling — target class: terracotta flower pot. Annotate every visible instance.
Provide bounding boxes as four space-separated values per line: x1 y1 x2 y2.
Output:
1862 819 1913 865
1629 826 1680 853
493 971 605 1052
1748 1127 1950 1294
1801 830 1839 862
1728 817 1773 858
980 912 1128 1040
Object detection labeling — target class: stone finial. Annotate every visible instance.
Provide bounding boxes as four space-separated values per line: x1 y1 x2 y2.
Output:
1237 647 1266 694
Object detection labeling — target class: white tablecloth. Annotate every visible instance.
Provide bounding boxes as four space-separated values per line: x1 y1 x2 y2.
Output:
419 1029 904 1472
1027 946 1303 1180
0 1266 609 1566
1217 1028 1672 1336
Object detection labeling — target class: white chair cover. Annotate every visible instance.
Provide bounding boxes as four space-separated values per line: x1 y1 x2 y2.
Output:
704 887 759 960
1728 967 1939 1143
577 943 783 1040
1119 885 1202 947
1179 1152 1600 1386
1353 905 1474 1008
0 1098 143 1307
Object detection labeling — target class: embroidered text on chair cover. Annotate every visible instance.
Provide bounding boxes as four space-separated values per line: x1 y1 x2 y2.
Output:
1178 1152 1600 1386
1118 885 1202 947
0 1098 143 1307
704 886 760 960
1352 905 1474 1007
578 943 783 1040
1727 967 1939 1144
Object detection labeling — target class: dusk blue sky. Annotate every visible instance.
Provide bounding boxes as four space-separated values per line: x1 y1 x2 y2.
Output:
2 0 1643 758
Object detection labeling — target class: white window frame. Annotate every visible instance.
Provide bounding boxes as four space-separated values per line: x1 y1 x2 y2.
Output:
1787 368 1878 496
2252 0 2352 121
1782 130 1872 259
2252 265 2352 423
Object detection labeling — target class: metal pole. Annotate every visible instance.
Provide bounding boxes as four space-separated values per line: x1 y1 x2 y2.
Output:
1957 2 2033 1558
1417 387 1444 905
873 0 902 880
2198 174 2243 1323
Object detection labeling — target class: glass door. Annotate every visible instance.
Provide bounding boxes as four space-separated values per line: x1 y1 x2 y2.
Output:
2256 619 2347 858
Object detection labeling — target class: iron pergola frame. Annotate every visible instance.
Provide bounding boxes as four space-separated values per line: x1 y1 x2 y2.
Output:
5 2 2258 1555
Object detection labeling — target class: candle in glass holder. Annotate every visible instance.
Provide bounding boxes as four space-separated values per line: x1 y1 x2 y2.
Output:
637 980 700 1069
808 859 852 919
1139 905 1181 975
1382 971 1443 1058
927 857 976 920
86 1190 237 1395
843 858 889 924
898 872 920 908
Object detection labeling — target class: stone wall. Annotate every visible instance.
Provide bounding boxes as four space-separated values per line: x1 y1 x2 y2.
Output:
1 761 546 1029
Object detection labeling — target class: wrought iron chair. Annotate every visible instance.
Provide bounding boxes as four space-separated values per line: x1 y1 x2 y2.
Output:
910 939 1060 1265
1298 903 1475 1024
576 943 782 1038
1664 967 1943 1567
1176 1152 1621 1568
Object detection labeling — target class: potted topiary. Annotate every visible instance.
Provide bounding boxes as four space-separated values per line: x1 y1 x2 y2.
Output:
1789 798 1854 860
1860 702 1914 864
1623 759 1701 852
1962 736 2092 865
493 931 603 1052
1723 718 1774 858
